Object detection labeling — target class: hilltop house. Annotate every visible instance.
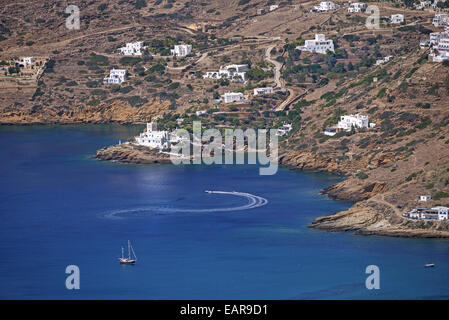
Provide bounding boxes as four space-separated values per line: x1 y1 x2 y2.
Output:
135 122 170 150
337 114 371 131
419 195 431 202
296 34 334 54
390 14 404 24
433 14 449 28
269 4 279 11
313 1 335 12
195 110 207 116
348 3 367 13
203 64 249 83
118 42 145 56
222 92 246 103
171 44 192 57
253 87 274 95
103 69 126 84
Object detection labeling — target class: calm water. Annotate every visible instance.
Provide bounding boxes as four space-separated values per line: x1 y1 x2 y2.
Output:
0 125 448 299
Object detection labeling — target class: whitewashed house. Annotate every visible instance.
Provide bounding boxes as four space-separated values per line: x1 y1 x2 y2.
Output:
277 123 293 136
419 195 431 202
390 14 404 24
324 128 337 136
337 114 369 131
135 122 170 150
118 42 145 56
195 110 207 116
433 14 449 28
432 206 449 220
222 92 246 103
103 69 127 84
171 44 192 57
376 55 393 65
415 1 431 9
296 34 334 54
22 57 35 66
203 64 249 83
348 3 366 13
313 1 335 12
253 87 274 95
269 4 279 11
432 0 447 9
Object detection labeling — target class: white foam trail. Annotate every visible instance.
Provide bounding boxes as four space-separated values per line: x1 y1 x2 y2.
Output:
104 191 268 219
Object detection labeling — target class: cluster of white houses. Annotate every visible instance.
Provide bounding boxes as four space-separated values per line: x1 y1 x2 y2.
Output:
203 64 249 83
311 1 336 12
420 15 449 62
403 206 449 220
117 42 192 57
324 113 375 136
296 34 335 54
415 0 449 9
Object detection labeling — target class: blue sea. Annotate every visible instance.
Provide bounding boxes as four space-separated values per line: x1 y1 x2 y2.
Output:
0 124 448 299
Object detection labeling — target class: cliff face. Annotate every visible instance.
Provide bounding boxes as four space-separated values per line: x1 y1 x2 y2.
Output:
0 100 171 124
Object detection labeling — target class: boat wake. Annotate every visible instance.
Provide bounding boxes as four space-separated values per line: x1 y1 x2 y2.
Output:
103 191 268 219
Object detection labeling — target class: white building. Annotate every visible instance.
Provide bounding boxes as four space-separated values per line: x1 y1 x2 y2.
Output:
337 114 369 131
324 128 337 136
269 5 279 11
203 64 249 83
433 14 449 28
415 0 431 9
429 32 449 62
390 14 404 24
103 69 126 84
348 3 366 13
432 0 447 9
419 195 431 202
313 1 335 12
253 87 274 96
432 206 449 220
222 92 246 103
296 34 334 54
135 122 170 150
376 55 393 65
118 42 145 56
171 44 192 57
277 123 292 136
195 110 207 116
22 57 35 66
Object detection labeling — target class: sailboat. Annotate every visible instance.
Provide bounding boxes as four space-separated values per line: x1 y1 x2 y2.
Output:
119 240 137 264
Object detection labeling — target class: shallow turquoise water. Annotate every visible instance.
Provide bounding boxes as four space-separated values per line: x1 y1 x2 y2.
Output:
0 124 448 299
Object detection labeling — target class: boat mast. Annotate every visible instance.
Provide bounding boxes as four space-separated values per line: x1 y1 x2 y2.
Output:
128 240 131 260
131 244 137 261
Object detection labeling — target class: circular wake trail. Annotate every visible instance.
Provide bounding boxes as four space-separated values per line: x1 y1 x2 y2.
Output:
104 191 268 219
